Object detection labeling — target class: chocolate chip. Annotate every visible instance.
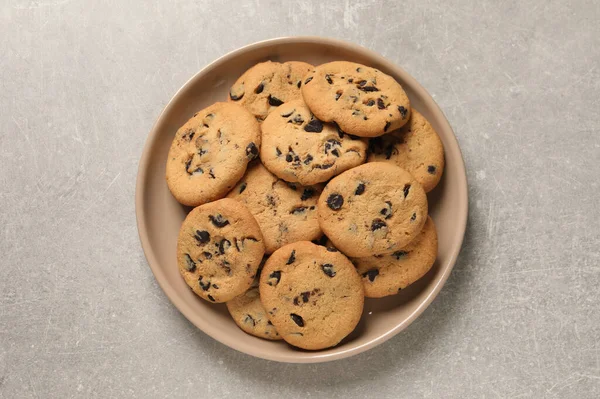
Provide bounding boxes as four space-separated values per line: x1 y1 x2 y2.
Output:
286 250 296 264
297 80 301 88
287 182 298 191
182 129 195 141
315 163 333 169
220 260 231 275
184 254 196 272
254 82 264 94
239 182 247 194
377 98 386 109
362 269 379 282
321 263 336 277
212 284 219 289
371 218 387 231
267 271 281 286
428 165 437 174
301 291 310 302
275 147 282 156
207 294 216 302
384 121 391 132
356 67 362 72
203 251 212 259
268 95 284 106
365 99 375 106
392 250 408 260
301 188 315 201
285 153 293 162
325 139 341 155
290 313 304 327
358 85 379 92
363 116 369 120
331 149 340 157
304 119 323 133
290 206 308 215
335 91 343 101
245 142 259 160
304 76 313 85
219 239 231 254
209 214 230 228
194 230 210 244
403 184 411 198
326 193 344 210
326 247 338 252
382 200 393 219
358 80 367 86
281 109 295 117
199 276 211 291
355 183 365 195
208 168 216 179
229 90 243 101
244 314 256 326
303 154 313 165
325 74 333 84
347 78 354 83
398 106 408 119
411 213 417 221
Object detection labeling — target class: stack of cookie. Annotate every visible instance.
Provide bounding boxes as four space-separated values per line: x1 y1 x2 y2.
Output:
166 60 444 350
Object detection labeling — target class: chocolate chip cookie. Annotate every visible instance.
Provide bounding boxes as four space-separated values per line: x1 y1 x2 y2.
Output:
166 102 261 206
226 162 323 253
177 198 265 303
317 162 428 257
229 61 313 122
352 216 437 297
368 109 445 192
260 99 368 185
226 263 282 340
259 241 364 350
301 61 411 137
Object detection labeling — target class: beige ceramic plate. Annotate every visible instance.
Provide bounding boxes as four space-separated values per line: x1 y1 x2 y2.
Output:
136 37 468 363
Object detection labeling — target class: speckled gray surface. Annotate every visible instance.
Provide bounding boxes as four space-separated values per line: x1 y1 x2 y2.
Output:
1 0 599 398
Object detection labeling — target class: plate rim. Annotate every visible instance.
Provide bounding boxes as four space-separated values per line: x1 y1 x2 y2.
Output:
135 36 469 363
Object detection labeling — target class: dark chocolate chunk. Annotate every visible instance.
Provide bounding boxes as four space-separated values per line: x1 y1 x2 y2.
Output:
371 218 387 231
411 213 417 221
303 154 313 165
301 291 310 302
362 269 379 282
355 183 365 195
220 260 231 275
315 163 334 169
297 80 301 88
356 67 362 72
209 214 230 228
358 85 379 92
268 95 284 106
212 284 219 289
324 139 341 155
184 254 196 272
347 78 354 83
246 142 259 160
254 82 264 94
304 119 323 133
203 251 212 259
199 276 211 291
219 239 231 254
366 99 375 106
194 230 210 245
276 147 282 156
335 90 343 101
285 153 293 162
325 74 333 84
358 80 367 86
428 165 437 174
377 98 386 109
384 121 391 132
287 182 298 191
290 206 308 215
304 76 313 85
290 313 304 327
331 149 340 157
403 184 411 198
301 188 315 201
286 250 296 265
207 294 216 302
326 247 338 252
392 250 408 260
326 193 344 210
239 182 247 194
321 263 336 277
229 90 243 101
398 105 408 119
267 271 281 286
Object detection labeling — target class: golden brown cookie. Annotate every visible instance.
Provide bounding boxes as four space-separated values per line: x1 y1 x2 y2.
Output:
229 61 313 122
301 61 410 137
226 162 323 254
259 242 364 350
317 163 428 257
177 198 265 303
260 99 368 185
368 109 444 192
166 102 260 206
352 216 438 297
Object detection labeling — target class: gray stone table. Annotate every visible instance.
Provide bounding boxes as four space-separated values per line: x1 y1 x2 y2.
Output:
1 0 599 397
